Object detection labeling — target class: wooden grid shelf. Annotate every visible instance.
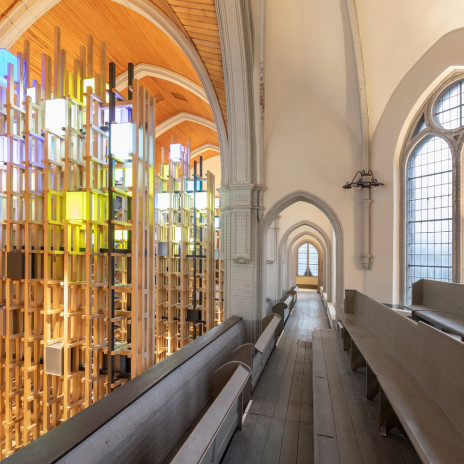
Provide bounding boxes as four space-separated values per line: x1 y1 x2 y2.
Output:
154 152 217 362
0 26 221 459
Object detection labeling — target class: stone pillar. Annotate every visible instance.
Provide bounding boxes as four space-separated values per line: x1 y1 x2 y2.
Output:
216 0 266 341
266 216 280 303
221 184 264 341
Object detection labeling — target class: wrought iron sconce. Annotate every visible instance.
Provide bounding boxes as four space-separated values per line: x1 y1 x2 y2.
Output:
342 169 384 189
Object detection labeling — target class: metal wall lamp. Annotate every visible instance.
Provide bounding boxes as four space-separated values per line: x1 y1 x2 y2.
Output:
342 169 384 189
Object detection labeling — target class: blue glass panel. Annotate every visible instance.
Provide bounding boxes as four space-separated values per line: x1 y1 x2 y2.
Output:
0 49 18 86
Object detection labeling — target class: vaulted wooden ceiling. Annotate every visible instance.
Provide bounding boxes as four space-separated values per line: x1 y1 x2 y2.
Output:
3 0 224 170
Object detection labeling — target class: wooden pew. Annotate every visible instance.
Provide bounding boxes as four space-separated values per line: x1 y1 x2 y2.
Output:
341 290 464 464
4 317 246 464
319 286 336 329
231 313 282 390
273 295 292 334
289 285 299 308
407 279 464 341
171 361 251 464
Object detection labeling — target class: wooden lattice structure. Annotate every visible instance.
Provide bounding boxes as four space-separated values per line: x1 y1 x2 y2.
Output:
0 26 221 458
0 30 155 457
214 198 224 325
154 153 216 362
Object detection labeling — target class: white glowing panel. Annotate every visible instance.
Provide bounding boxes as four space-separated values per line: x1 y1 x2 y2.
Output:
186 180 202 192
125 167 133 188
115 168 124 186
195 192 208 210
157 193 170 210
45 99 66 136
215 197 220 209
83 78 95 92
0 136 6 163
111 122 133 160
215 216 220 230
115 230 128 241
174 226 182 243
170 143 184 164
26 87 36 101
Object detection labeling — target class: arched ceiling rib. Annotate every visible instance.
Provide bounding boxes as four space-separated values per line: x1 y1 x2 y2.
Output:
116 63 207 102
3 0 222 164
191 144 220 158
0 0 227 129
156 112 216 137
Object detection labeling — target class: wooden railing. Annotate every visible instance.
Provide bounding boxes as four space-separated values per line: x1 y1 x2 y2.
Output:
171 361 251 464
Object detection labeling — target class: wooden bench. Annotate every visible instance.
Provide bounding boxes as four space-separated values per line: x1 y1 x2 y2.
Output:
231 313 282 391
319 286 336 329
341 290 464 464
171 361 251 464
273 295 292 334
288 285 299 308
406 279 464 341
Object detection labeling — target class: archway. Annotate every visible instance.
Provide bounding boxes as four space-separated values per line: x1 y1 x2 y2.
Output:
259 190 344 329
278 220 332 300
291 237 324 290
287 232 328 295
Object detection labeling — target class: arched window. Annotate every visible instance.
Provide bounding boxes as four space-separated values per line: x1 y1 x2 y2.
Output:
297 243 318 277
403 77 461 303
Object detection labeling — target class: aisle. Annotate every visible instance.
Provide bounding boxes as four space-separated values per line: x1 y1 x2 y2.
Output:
222 290 328 464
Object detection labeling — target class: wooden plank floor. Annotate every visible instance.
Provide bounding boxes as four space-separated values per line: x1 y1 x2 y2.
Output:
223 289 328 464
222 290 421 464
314 329 422 464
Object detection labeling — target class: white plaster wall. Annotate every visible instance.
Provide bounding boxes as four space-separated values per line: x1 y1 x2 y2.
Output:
264 0 365 296
356 0 464 133
278 203 333 245
368 29 464 304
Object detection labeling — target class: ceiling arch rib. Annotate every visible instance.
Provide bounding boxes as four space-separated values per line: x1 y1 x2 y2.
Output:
115 63 208 102
115 0 227 151
156 112 216 138
191 144 220 159
0 0 228 160
0 1 61 47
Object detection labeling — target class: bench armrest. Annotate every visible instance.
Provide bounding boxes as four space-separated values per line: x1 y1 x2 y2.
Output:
172 363 251 464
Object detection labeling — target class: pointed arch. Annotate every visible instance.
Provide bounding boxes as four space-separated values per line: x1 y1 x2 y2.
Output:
288 233 327 293
115 63 208 102
277 220 332 300
156 113 216 137
259 190 344 324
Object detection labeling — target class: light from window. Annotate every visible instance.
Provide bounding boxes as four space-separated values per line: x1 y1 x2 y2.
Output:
297 243 318 277
435 80 464 130
307 244 318 276
297 244 307 276
406 135 452 302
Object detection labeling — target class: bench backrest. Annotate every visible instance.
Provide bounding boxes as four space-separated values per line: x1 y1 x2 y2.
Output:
280 294 293 306
412 279 464 314
272 302 289 334
5 317 246 464
345 290 464 434
231 313 282 391
172 362 251 464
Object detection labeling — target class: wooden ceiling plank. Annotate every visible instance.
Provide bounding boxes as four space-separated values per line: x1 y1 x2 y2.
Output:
170 7 218 19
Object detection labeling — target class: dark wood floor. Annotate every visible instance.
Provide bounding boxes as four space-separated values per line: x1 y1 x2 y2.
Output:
223 290 328 464
222 290 421 464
